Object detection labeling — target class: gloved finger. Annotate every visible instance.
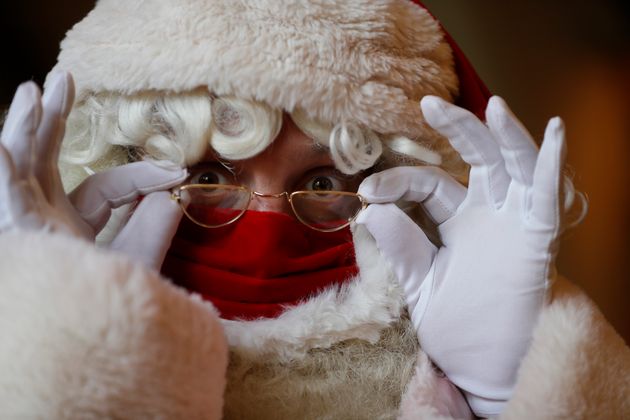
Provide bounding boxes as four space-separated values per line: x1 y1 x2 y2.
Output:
109 191 183 270
0 144 18 229
420 95 510 206
485 96 538 187
355 203 437 310
358 166 466 224
34 71 75 201
0 82 42 179
0 144 40 231
530 117 566 229
68 161 188 232
0 142 17 184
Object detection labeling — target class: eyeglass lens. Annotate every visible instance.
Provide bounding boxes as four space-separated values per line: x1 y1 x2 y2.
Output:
290 192 364 231
180 186 250 227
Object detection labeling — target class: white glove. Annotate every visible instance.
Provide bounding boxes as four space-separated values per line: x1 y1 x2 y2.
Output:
356 96 566 416
0 72 187 270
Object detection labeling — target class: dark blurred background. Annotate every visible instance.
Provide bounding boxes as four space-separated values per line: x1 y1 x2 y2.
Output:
1 1 629 342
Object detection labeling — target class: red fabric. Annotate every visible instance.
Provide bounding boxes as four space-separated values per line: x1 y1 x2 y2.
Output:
162 210 358 320
411 0 492 119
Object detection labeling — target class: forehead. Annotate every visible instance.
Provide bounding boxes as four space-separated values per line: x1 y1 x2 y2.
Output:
241 116 332 167
212 114 333 182
272 115 330 157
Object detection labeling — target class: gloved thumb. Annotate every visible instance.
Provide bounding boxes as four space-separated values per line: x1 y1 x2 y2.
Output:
358 166 465 224
355 203 437 311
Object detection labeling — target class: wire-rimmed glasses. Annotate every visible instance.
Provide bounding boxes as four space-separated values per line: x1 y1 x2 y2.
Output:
171 184 368 232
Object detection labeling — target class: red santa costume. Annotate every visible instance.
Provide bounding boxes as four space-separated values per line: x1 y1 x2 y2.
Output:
0 1 628 419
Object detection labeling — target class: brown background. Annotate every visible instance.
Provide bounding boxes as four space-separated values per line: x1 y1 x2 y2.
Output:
1 1 628 342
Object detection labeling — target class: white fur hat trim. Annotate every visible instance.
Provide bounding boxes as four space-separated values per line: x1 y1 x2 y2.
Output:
50 0 458 138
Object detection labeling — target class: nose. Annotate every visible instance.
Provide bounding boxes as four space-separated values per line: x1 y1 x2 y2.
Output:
247 192 293 214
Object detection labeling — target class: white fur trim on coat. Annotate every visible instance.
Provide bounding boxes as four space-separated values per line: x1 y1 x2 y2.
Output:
500 278 630 419
0 232 228 419
1 231 629 418
50 0 458 138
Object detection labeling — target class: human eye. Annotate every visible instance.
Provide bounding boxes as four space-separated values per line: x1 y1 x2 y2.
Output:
187 162 238 185
304 175 341 191
298 168 362 192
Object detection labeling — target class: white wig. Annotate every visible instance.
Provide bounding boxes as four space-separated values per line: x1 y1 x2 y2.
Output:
60 90 463 189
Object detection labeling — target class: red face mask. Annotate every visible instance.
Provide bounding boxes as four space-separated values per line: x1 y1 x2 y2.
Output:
161 210 358 320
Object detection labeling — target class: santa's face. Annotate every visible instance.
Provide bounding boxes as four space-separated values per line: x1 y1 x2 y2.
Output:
163 115 364 319
187 115 365 218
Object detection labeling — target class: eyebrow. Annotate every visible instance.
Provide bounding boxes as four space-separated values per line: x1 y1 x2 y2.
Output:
218 159 237 175
308 140 331 155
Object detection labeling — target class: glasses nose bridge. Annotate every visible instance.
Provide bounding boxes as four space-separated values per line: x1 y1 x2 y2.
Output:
249 190 294 214
251 190 290 200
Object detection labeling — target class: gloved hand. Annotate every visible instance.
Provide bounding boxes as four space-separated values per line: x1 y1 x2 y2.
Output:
356 95 566 416
0 72 187 270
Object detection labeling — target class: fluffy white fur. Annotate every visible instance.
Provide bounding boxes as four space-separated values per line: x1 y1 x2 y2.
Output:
49 0 458 140
399 353 474 420
54 0 469 190
1 231 629 418
224 316 420 419
500 278 630 419
0 231 228 419
222 224 405 361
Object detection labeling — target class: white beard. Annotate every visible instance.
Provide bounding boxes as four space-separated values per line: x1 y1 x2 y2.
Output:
220 224 420 419
221 224 407 360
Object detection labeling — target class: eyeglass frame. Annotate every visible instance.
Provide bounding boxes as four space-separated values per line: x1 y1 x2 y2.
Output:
170 184 368 232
